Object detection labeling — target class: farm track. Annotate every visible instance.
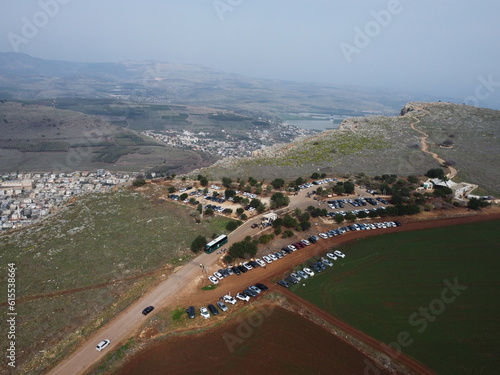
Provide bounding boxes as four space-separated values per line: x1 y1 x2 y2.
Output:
409 113 458 179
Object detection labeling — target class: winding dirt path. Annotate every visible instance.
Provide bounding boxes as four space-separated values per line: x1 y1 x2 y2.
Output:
409 114 457 179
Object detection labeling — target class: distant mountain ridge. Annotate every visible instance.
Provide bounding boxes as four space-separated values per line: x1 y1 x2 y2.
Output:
0 52 437 116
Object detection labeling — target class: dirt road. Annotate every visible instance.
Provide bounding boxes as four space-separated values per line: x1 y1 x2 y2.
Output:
47 207 500 375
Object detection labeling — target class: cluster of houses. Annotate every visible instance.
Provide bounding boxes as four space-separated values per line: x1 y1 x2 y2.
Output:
142 125 314 158
0 170 134 230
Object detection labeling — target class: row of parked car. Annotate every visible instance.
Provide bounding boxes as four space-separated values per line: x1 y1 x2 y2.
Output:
298 178 337 190
187 283 269 319
278 250 346 288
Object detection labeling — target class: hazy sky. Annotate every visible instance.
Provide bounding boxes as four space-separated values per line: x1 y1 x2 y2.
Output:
1 0 499 108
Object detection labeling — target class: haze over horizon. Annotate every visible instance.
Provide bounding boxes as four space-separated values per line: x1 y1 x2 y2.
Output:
1 0 499 109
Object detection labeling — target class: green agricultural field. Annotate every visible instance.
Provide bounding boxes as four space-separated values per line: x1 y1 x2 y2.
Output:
0 188 232 375
294 220 500 375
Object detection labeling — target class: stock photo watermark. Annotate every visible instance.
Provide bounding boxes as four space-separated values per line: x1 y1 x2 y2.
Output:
340 0 408 64
7 0 71 53
464 74 499 107
6 263 17 369
363 277 467 374
213 0 244 21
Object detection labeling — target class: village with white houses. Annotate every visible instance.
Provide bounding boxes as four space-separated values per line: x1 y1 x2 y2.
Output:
0 170 134 230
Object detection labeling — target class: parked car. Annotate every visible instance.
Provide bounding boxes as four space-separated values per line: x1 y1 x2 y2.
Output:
243 262 253 270
96 339 110 352
263 255 273 264
300 239 311 246
326 252 337 260
296 270 308 279
255 283 268 291
251 223 258 228
200 307 210 319
237 265 248 273
208 304 219 316
248 285 261 295
290 272 301 281
269 254 278 261
243 289 257 298
321 257 334 267
249 260 259 268
217 301 228 312
208 276 219 284
285 276 299 285
142 306 154 315
274 251 283 259
236 293 250 302
214 271 224 280
287 244 297 251
231 266 241 275
303 267 315 277
277 280 290 288
255 258 266 267
318 233 328 239
186 306 195 319
223 295 237 305
334 250 346 258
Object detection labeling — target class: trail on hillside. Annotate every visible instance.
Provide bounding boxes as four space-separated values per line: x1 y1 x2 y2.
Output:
409 113 457 179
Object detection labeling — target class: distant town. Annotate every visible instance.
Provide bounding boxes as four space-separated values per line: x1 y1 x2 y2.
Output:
0 170 134 230
142 122 316 158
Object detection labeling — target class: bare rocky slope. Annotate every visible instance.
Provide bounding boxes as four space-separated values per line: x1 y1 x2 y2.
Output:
200 102 500 195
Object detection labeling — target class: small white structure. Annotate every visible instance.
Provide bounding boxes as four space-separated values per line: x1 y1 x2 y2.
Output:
262 212 277 223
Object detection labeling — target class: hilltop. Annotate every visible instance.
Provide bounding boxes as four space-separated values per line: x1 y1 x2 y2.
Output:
201 102 500 195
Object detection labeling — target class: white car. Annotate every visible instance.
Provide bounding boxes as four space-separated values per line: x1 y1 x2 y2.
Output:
303 267 315 277
223 295 237 305
334 250 346 258
96 339 110 352
217 301 228 312
208 276 219 284
255 258 266 267
236 293 250 302
200 307 210 319
262 255 273 264
326 252 337 260
269 253 278 261
290 272 301 281
214 272 224 280
287 245 297 251
300 239 310 246
243 262 252 270
318 233 328 239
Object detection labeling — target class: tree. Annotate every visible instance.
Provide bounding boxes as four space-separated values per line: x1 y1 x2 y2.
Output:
222 177 232 188
310 172 320 179
200 177 209 187
334 214 344 224
248 176 258 186
344 181 355 194
368 210 379 218
467 197 489 210
229 240 258 259
180 193 188 201
426 168 445 179
190 235 207 253
226 220 241 231
345 212 357 221
168 186 176 193
295 177 305 185
357 211 368 219
408 175 419 184
270 178 285 189
282 229 294 238
333 184 345 195
283 213 298 228
225 189 236 198
132 177 146 187
204 207 214 216
249 198 262 208
240 213 247 220
236 208 244 215
272 218 284 228
270 192 290 208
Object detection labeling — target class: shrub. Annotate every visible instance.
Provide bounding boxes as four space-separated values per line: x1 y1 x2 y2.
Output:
190 235 207 253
